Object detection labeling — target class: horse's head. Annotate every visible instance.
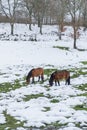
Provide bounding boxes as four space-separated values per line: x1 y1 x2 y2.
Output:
49 74 54 86
49 72 56 86
26 74 30 84
49 79 53 86
26 79 30 84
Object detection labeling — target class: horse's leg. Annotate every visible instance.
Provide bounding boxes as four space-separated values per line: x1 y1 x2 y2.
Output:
41 75 44 82
55 80 59 86
68 76 70 85
55 81 57 86
65 76 70 85
38 76 40 82
32 77 35 83
58 80 60 86
65 79 67 85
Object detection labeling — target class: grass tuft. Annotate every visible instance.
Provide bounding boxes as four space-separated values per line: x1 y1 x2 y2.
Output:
74 105 87 111
23 93 44 101
53 46 69 51
0 110 25 130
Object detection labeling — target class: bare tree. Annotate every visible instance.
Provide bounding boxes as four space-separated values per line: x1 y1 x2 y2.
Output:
23 0 35 30
66 0 83 49
33 0 46 34
44 0 57 25
55 0 67 40
82 0 87 30
0 0 20 35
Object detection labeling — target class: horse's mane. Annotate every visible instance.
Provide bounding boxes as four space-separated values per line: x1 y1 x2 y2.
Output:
50 70 58 81
26 69 34 80
50 71 56 80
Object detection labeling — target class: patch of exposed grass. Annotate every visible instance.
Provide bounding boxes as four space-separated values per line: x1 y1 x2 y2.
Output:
46 94 53 99
78 92 87 96
50 99 59 103
78 69 87 75
77 84 87 91
46 87 51 91
21 81 27 86
70 68 87 79
15 74 21 77
45 64 55 67
0 82 13 93
74 105 87 111
44 121 68 129
0 111 25 130
0 79 22 93
23 93 45 101
77 48 87 51
42 107 51 112
75 122 87 129
81 61 87 65
44 68 57 76
51 122 68 128
0 74 28 93
53 46 69 51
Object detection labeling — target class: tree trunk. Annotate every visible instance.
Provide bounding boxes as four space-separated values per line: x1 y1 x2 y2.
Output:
29 13 32 31
29 24 32 31
59 25 62 40
73 26 77 49
73 37 77 49
40 24 42 35
38 15 40 27
10 23 14 35
60 19 64 32
59 32 61 40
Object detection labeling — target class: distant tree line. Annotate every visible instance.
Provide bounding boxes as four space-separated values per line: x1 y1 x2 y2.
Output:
0 0 87 49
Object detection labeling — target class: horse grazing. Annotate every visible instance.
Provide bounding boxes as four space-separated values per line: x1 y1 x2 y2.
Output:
49 70 70 86
26 68 44 84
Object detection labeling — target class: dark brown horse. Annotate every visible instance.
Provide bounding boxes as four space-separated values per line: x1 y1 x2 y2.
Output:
26 68 44 84
49 70 70 86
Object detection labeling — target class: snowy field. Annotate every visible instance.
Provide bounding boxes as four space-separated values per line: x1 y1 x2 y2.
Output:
0 23 87 130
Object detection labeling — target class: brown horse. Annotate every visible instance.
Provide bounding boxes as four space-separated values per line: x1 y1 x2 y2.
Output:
26 68 44 84
49 70 70 86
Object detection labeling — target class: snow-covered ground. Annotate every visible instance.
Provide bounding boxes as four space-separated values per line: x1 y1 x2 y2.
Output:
0 23 87 130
